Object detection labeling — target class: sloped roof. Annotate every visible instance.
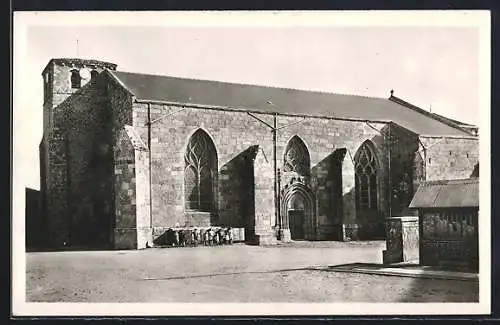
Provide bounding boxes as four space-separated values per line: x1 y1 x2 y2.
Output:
409 178 479 209
431 112 476 127
109 70 473 137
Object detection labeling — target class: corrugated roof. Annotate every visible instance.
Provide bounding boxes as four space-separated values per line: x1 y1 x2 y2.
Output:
409 178 479 208
109 70 473 137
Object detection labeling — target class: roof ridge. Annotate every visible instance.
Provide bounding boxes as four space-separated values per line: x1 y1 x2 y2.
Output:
431 111 476 127
389 95 476 136
113 70 388 101
422 178 479 185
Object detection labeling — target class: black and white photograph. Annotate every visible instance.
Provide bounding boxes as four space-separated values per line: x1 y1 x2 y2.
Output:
12 10 491 316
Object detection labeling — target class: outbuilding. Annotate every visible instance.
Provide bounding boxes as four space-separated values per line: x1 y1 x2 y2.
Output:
409 178 479 270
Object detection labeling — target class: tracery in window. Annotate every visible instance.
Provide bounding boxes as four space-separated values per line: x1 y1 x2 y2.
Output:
283 136 310 176
355 141 379 210
184 129 218 212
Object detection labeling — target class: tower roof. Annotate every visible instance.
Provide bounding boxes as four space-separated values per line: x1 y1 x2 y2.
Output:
42 58 117 75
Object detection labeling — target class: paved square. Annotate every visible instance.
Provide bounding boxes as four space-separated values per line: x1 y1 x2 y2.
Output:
26 241 478 303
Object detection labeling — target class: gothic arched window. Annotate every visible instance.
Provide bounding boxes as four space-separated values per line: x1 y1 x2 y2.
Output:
355 141 379 210
184 129 218 212
283 136 310 176
70 69 81 89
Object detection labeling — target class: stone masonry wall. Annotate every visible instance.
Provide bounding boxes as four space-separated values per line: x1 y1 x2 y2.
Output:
420 136 479 181
41 60 117 249
384 124 420 217
134 104 276 242
53 74 114 248
136 102 393 242
113 128 137 249
107 76 151 249
276 116 387 240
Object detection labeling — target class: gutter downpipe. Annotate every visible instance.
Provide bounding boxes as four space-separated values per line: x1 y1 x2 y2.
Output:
273 113 280 239
365 121 392 218
388 123 392 218
147 103 153 233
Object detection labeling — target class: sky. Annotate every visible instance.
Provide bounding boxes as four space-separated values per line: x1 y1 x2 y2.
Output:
14 11 487 190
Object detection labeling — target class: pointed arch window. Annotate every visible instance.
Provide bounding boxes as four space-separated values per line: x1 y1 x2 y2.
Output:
355 141 379 210
283 136 310 176
184 129 218 212
70 69 81 89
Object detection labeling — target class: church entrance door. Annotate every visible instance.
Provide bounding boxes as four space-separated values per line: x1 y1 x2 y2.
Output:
281 180 315 241
289 209 305 240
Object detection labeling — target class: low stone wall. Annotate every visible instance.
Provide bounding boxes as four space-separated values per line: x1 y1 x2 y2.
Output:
421 239 478 270
152 226 245 247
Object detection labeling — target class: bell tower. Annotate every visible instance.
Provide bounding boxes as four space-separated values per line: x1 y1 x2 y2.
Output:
42 58 117 132
40 58 117 248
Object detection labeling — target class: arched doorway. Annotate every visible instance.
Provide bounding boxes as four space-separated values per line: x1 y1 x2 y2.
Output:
281 181 314 240
287 192 307 240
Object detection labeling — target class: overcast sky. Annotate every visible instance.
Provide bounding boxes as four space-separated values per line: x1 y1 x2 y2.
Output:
14 11 487 190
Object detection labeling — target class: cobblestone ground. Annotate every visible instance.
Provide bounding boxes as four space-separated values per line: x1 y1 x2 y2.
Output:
26 241 478 303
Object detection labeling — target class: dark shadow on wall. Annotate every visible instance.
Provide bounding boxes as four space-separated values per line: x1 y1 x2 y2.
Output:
25 187 46 252
26 187 111 252
218 145 258 240
309 149 344 241
37 76 115 252
470 163 479 178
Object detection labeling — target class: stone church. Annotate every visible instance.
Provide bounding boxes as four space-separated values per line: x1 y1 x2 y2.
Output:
39 58 479 250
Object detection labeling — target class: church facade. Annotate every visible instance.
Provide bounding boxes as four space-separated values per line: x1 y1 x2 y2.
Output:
39 58 479 250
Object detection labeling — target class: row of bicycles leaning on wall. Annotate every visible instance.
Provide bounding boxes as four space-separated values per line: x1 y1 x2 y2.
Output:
154 227 237 247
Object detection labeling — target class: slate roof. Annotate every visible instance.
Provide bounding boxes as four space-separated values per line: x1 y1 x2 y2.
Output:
409 178 479 209
109 70 474 137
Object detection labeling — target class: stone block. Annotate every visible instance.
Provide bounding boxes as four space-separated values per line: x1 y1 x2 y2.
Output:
185 211 211 227
114 228 137 250
383 216 419 264
251 234 278 246
279 228 291 242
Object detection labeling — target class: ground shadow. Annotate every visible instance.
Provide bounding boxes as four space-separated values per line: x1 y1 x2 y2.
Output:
321 262 479 302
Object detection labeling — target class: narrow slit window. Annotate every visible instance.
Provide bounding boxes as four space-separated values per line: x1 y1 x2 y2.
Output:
70 69 81 89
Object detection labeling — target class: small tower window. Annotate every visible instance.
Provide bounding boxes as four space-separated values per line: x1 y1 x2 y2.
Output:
90 70 98 79
70 69 81 89
43 73 50 96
